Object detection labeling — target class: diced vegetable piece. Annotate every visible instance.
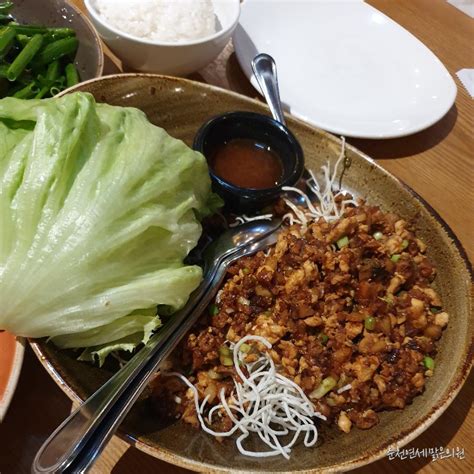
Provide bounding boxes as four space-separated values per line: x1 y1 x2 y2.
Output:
373 231 383 240
423 356 435 370
219 345 233 366
378 295 394 305
318 333 329 345
391 254 401 262
310 376 337 399
401 239 409 249
209 304 219 316
337 236 349 249
239 343 251 353
208 369 223 380
364 316 375 331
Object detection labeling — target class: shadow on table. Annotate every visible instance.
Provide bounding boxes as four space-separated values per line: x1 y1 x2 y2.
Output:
349 104 458 160
0 345 73 474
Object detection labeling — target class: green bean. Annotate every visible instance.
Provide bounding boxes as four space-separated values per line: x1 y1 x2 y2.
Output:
0 2 13 14
46 59 61 81
65 62 79 88
13 81 39 99
0 26 15 56
0 13 12 22
8 24 75 37
33 36 78 66
6 33 43 81
15 33 30 48
0 63 8 78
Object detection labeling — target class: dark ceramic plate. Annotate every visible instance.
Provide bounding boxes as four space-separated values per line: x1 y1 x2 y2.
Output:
30 74 472 473
12 0 103 81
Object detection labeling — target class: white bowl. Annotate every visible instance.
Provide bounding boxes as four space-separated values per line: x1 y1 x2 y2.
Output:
84 0 240 75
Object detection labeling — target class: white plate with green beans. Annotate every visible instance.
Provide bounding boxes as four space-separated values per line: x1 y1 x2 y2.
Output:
0 0 103 99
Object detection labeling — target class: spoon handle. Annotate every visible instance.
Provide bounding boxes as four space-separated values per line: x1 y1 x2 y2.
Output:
251 53 286 126
31 274 217 474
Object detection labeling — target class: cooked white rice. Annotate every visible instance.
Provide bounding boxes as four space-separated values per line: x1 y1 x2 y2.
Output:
94 0 216 43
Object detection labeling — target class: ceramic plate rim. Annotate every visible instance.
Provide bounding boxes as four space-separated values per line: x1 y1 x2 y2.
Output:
0 334 25 422
233 0 457 139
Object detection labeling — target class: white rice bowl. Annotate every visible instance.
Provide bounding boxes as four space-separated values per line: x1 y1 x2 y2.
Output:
94 0 217 43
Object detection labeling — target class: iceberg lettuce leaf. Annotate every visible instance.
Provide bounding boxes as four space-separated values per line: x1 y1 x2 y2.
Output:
0 92 219 357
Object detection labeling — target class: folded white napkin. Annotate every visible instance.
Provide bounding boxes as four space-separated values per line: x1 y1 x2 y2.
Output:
456 69 474 98
447 0 474 18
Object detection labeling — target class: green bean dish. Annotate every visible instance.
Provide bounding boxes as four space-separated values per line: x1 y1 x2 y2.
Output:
0 1 80 99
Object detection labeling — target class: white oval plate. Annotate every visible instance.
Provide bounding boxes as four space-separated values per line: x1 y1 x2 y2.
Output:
234 0 457 139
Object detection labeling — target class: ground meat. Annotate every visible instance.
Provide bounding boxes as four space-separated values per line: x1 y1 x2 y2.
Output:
153 202 447 435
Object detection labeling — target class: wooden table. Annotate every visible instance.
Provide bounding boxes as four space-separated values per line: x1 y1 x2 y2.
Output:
1 1 472 473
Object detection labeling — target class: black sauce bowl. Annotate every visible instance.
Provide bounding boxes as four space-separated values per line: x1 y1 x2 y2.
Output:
193 111 305 213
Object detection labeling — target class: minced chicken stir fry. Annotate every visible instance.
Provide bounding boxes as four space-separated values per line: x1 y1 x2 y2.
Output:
151 199 448 449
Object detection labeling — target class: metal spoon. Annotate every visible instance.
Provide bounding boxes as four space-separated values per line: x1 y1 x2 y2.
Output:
32 218 281 474
251 53 286 126
252 53 316 208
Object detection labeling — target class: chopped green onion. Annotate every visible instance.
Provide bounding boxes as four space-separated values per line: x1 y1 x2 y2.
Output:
373 231 383 240
401 239 409 249
430 307 442 314
49 85 63 96
391 254 401 262
318 333 329 345
337 236 349 249
378 295 394 305
208 369 223 380
364 316 375 330
242 267 250 274
218 345 233 366
209 304 219 316
219 345 231 357
221 356 233 366
309 376 337 399
423 356 435 370
12 81 38 99
239 343 251 353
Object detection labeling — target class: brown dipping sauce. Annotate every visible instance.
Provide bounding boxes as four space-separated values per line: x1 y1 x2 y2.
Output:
210 138 283 189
